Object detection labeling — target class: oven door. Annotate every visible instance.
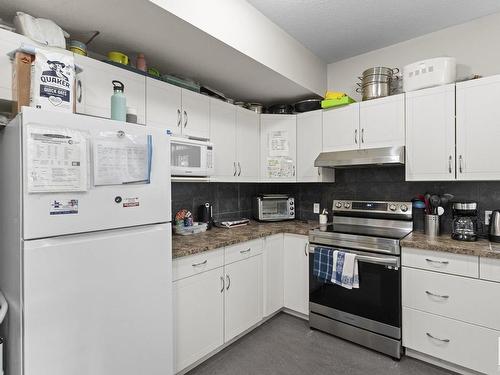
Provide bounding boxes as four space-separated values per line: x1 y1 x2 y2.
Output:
309 245 401 339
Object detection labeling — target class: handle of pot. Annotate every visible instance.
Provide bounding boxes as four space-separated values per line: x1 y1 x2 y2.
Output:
391 68 400 75
356 87 362 93
356 82 362 87
0 290 8 325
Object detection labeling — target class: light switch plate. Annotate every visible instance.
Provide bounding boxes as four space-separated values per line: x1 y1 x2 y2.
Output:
485 210 493 225
313 203 320 214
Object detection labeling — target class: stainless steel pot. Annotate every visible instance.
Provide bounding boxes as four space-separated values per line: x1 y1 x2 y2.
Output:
356 81 391 101
362 67 399 77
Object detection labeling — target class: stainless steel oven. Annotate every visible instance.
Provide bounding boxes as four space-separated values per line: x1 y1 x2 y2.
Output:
308 200 413 359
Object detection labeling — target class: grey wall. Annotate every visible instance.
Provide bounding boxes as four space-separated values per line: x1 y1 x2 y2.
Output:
172 166 500 234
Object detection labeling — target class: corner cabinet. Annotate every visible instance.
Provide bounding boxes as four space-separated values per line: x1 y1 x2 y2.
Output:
283 234 309 316
405 85 456 181
456 75 500 180
260 114 297 182
297 110 334 182
263 234 284 317
235 107 260 182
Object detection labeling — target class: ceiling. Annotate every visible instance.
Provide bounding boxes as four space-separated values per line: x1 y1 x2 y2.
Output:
0 0 320 104
247 0 500 63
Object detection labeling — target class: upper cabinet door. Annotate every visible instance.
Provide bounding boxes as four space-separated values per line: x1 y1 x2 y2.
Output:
260 114 297 182
146 78 182 132
322 103 360 152
457 75 500 180
236 107 260 182
210 99 237 181
74 55 146 124
181 89 210 139
359 94 405 149
0 30 29 101
406 85 456 181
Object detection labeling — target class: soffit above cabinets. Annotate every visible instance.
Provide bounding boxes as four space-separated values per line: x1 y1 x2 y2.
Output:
247 0 500 63
0 0 323 104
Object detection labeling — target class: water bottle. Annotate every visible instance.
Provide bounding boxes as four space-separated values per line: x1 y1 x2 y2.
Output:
111 80 126 121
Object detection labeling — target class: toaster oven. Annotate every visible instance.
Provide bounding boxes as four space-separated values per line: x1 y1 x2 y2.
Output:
253 194 295 221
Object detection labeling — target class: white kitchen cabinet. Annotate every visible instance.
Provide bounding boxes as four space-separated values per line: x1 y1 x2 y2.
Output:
457 74 500 180
359 93 405 149
146 77 182 131
224 254 263 342
283 234 309 316
406 85 456 181
210 98 237 181
181 89 210 139
297 110 334 182
322 103 359 152
236 107 260 181
173 267 224 373
260 114 297 182
263 234 284 317
0 29 29 101
480 257 500 283
74 54 146 124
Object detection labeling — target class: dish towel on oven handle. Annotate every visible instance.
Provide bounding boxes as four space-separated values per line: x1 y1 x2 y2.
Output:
313 247 335 284
331 250 359 289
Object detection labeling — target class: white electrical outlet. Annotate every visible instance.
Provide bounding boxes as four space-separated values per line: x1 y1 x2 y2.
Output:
313 203 320 214
485 210 493 225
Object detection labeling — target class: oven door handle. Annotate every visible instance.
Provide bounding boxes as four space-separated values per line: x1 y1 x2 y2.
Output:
309 245 399 267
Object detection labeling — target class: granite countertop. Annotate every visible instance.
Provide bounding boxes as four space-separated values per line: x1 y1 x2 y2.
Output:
172 220 315 259
401 232 500 259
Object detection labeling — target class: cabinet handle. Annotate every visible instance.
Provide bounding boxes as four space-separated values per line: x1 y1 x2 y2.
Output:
77 79 82 103
425 258 449 265
426 332 450 343
220 276 225 293
226 274 231 290
448 155 452 173
354 129 358 144
237 162 241 176
425 290 449 299
192 259 207 267
240 248 251 254
183 110 188 128
317 168 321 176
233 162 237 176
459 155 463 173
177 109 181 127
293 165 296 176
361 128 365 143
304 242 309 256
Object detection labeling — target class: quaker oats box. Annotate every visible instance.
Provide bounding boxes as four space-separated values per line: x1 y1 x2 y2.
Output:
30 50 75 112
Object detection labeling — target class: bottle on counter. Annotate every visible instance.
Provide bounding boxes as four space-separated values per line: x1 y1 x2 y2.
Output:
111 80 126 122
136 53 147 72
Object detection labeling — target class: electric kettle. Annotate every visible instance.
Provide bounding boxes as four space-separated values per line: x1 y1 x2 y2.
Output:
489 210 500 243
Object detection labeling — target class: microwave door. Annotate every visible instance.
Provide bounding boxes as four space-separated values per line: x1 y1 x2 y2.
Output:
170 141 206 176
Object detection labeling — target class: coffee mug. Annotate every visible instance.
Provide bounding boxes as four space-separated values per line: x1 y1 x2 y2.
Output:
107 51 129 65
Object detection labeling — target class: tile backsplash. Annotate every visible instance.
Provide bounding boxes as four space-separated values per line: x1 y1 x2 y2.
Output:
172 166 500 234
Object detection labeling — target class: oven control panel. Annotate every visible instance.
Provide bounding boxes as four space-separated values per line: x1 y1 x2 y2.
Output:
333 200 412 216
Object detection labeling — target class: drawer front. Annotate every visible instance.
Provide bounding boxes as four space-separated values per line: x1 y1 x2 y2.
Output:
480 257 500 283
225 239 263 265
403 307 500 375
402 247 479 278
173 248 224 281
403 267 500 330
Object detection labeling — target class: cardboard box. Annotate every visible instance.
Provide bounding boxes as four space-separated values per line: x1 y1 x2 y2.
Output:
11 51 33 116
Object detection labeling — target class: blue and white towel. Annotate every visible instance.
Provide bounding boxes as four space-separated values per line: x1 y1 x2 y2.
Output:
313 247 335 283
331 250 359 289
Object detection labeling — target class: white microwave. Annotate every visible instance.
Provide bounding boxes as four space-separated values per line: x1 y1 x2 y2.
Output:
170 137 214 177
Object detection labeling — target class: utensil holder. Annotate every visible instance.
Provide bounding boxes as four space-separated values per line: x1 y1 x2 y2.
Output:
424 214 440 238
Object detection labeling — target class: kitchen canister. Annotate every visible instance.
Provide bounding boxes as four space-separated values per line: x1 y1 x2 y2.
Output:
424 214 440 238
111 80 126 122
126 107 138 124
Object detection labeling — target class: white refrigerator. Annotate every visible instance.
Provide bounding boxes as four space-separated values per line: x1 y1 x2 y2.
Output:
0 107 173 375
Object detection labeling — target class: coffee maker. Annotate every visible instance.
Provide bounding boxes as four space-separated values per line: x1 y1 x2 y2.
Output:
198 202 214 230
451 202 478 242
489 210 500 243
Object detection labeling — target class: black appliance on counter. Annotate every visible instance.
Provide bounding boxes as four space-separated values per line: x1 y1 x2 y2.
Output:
198 202 214 230
451 201 478 242
308 199 413 359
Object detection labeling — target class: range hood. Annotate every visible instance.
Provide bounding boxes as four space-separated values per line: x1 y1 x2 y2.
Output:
314 146 405 168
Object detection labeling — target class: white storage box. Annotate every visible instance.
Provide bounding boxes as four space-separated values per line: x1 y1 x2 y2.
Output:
403 57 456 92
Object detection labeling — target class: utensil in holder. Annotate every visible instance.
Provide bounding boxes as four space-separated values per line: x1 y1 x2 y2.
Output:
424 214 440 237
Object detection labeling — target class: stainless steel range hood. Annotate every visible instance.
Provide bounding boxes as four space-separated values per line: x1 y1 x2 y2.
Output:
314 146 405 168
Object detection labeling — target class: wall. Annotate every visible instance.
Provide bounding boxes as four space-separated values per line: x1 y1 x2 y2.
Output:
150 0 327 95
173 168 500 234
327 12 500 100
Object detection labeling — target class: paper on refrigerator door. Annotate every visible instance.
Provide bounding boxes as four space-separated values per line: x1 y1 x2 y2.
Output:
93 132 152 186
268 131 289 157
26 125 89 193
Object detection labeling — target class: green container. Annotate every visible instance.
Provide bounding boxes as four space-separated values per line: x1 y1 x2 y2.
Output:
321 96 356 109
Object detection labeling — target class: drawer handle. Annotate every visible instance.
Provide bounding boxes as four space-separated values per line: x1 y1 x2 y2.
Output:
192 260 208 267
425 258 449 265
425 291 449 299
240 248 251 254
426 332 450 343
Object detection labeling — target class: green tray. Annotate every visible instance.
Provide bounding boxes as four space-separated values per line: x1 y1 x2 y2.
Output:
321 96 356 109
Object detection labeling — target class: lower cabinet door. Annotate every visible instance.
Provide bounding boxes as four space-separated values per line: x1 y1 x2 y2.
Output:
283 234 309 315
173 267 224 373
225 255 263 342
263 234 284 317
